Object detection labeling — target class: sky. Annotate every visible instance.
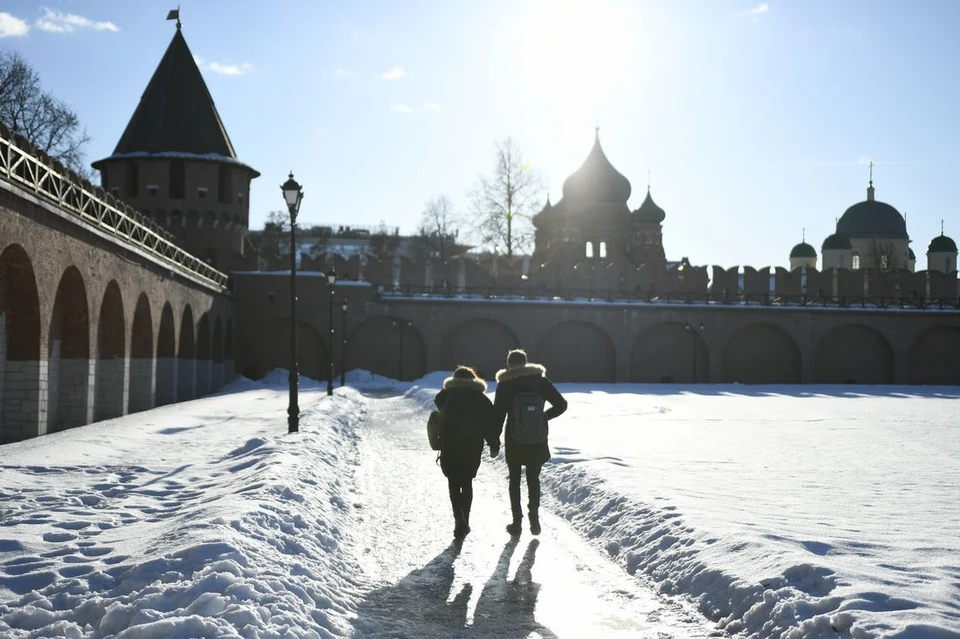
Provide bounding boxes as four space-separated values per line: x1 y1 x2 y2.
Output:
2 1 960 270
1 370 957 638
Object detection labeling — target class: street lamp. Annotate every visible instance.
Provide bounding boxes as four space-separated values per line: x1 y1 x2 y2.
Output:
340 298 348 387
392 319 413 381
326 267 337 396
281 172 303 433
683 322 706 383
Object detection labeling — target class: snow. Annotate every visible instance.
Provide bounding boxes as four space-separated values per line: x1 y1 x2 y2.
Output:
1 371 958 638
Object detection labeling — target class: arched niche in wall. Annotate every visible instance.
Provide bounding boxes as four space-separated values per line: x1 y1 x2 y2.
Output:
537 320 615 383
722 323 801 384
814 324 893 384
440 318 520 380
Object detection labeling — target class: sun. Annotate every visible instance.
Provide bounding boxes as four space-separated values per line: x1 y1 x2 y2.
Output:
518 1 633 106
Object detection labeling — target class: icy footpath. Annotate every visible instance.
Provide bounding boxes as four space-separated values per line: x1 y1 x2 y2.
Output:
0 373 370 638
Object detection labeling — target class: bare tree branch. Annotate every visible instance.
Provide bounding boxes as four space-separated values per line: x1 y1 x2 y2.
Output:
0 51 92 178
468 137 545 258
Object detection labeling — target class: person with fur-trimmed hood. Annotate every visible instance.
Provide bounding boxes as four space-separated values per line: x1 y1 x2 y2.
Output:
433 366 499 539
493 349 567 536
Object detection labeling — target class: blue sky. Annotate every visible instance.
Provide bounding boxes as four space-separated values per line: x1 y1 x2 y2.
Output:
1 0 958 269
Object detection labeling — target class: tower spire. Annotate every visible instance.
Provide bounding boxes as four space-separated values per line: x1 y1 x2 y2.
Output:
942 219 945 236
647 169 651 193
866 160 875 201
802 227 806 243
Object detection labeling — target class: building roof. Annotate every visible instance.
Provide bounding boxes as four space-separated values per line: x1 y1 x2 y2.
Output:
106 27 237 159
822 233 852 250
928 233 958 253
560 131 632 204
836 183 908 239
633 187 665 223
790 241 817 258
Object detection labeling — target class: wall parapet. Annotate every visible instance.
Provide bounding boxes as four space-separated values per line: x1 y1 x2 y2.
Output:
0 124 228 292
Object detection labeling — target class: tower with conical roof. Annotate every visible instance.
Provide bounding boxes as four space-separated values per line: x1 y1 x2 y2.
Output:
92 18 259 272
531 130 666 269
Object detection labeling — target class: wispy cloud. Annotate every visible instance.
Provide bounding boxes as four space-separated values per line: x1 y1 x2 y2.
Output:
380 67 405 80
745 3 769 16
194 55 252 77
426 102 442 112
0 12 29 37
34 8 118 33
390 103 413 114
334 68 351 77
207 62 252 76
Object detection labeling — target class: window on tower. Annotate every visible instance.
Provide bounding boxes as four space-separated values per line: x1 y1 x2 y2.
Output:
852 253 860 270
169 159 185 199
599 241 607 259
585 242 594 258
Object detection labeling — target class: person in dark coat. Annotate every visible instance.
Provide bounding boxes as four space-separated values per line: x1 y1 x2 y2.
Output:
493 349 567 536
433 365 499 539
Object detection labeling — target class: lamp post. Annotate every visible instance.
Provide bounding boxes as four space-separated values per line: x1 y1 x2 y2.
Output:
281 172 303 433
683 322 705 383
340 299 348 387
392 319 412 381
326 268 337 396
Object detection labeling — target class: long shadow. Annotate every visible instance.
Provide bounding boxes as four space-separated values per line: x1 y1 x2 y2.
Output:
471 538 556 638
352 538 556 638
352 540 470 637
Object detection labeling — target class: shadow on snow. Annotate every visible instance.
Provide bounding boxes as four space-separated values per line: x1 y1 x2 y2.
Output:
352 537 556 638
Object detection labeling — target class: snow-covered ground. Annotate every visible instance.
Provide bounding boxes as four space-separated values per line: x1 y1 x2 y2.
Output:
1 371 958 638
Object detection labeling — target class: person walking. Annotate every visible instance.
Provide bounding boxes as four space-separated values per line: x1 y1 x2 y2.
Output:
433 366 500 539
493 349 567 536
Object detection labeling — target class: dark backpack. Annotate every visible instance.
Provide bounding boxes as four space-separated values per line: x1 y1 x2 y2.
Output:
510 392 547 445
427 410 443 451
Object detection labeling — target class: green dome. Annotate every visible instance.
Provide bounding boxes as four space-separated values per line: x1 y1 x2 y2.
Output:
908 248 916 260
837 199 907 239
790 242 817 258
928 234 958 253
822 233 852 250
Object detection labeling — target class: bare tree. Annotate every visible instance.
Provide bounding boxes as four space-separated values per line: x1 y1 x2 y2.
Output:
419 194 459 261
0 52 91 178
366 222 400 263
864 239 900 270
469 137 545 258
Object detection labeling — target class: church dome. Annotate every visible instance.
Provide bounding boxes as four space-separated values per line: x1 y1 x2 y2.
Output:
822 233 852 250
836 183 907 239
928 233 958 253
790 241 817 258
561 131 631 204
633 187 665 223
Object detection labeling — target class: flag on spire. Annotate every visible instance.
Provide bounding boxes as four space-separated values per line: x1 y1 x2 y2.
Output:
166 7 181 29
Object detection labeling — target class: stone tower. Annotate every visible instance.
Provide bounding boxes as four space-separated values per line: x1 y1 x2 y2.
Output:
92 22 259 272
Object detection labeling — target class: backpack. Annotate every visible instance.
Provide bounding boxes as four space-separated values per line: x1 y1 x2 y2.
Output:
510 392 548 445
427 410 444 451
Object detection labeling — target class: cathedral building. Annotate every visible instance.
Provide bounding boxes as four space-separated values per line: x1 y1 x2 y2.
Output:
531 130 667 271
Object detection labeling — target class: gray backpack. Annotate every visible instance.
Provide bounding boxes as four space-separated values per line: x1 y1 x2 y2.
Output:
510 392 547 444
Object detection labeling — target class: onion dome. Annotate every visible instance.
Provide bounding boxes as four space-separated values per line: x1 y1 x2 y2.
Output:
836 181 907 239
532 195 552 227
928 233 958 253
790 241 817 258
822 233 852 250
561 130 632 204
633 187 665 223
908 247 916 260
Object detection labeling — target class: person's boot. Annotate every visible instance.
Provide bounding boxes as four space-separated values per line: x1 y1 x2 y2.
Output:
505 519 522 536
529 510 541 536
460 508 471 537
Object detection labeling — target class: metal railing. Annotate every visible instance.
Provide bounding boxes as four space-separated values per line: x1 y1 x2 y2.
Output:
0 127 229 291
374 283 960 311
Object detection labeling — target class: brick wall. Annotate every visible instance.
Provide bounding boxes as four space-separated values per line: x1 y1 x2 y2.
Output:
177 358 196 402
2 360 46 442
128 358 156 413
93 358 127 421
195 359 211 397
155 358 177 406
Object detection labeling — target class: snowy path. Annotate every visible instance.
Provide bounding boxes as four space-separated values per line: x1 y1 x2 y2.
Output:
348 393 717 638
